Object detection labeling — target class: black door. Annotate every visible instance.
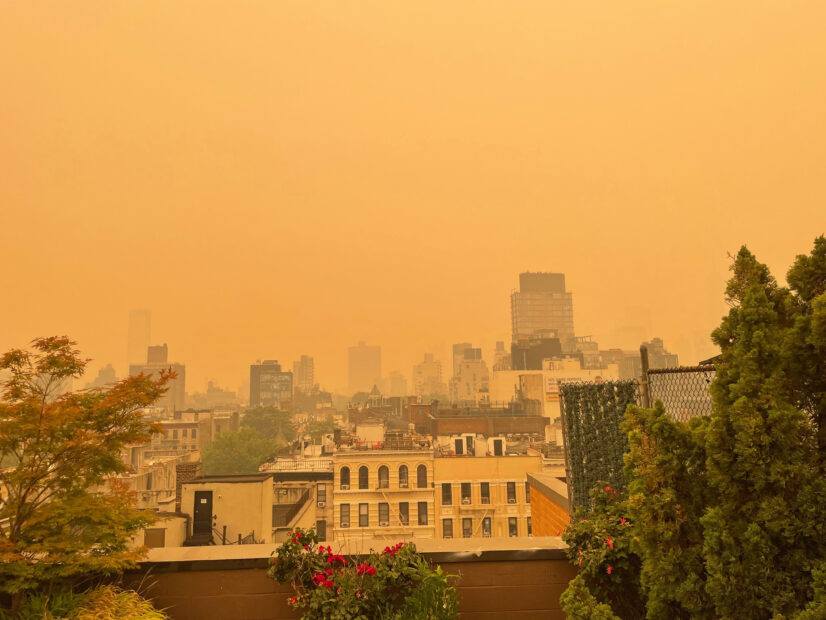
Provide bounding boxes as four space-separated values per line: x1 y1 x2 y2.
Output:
193 491 213 535
454 438 463 455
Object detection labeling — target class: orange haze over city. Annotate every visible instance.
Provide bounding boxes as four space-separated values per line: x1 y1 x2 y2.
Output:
1 1 825 393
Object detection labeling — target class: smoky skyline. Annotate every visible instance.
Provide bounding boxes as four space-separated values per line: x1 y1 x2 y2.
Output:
2 1 825 393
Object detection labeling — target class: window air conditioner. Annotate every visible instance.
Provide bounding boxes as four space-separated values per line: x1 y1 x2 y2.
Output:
341 521 350 528
508 499 517 504
318 501 326 508
341 484 349 490
380 520 389 527
443 534 452 539
399 483 408 488
462 498 471 505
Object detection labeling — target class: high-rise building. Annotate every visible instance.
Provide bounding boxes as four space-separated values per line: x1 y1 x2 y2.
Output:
129 345 186 412
147 344 168 365
293 355 315 393
85 363 118 389
348 342 381 394
127 309 151 365
451 343 472 379
510 272 575 344
378 371 408 397
413 353 446 397
249 360 293 409
493 341 511 371
449 347 489 405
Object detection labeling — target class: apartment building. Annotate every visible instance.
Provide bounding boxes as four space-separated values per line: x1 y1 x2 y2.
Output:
332 448 436 542
433 454 541 539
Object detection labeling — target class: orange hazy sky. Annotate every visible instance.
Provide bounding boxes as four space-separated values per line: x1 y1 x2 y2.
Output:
1 1 824 393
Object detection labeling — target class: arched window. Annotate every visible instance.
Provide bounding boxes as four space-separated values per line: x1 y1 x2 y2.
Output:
358 466 369 490
378 466 389 489
416 464 427 489
398 465 409 488
340 467 350 490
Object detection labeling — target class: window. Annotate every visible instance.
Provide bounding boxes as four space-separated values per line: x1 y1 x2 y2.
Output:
454 438 464 455
441 483 452 505
493 439 503 456
482 517 491 537
527 517 532 537
358 466 369 490
191 429 197 439
317 484 327 506
378 466 389 489
182 429 188 438
398 465 409 488
172 429 178 439
359 503 369 527
461 483 471 505
399 502 409 526
379 502 389 525
465 435 474 454
340 467 350 490
525 482 531 503
480 482 490 504
417 464 427 488
418 502 428 525
340 504 350 528
316 520 327 541
443 518 453 538
462 518 472 538
507 482 517 504
508 517 518 537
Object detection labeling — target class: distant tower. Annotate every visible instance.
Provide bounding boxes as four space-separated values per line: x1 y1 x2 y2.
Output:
510 272 575 344
348 342 382 394
292 355 315 393
127 309 151 365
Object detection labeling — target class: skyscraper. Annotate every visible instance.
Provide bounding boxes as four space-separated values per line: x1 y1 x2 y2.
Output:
250 360 293 409
413 353 446 397
127 309 151 365
129 344 186 412
347 342 381 394
292 355 315 393
510 272 575 344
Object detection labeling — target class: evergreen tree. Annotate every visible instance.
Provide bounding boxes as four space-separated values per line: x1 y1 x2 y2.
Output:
702 246 826 618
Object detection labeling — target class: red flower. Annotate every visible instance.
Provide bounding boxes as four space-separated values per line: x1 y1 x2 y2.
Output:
606 537 614 550
324 569 332 576
327 554 347 567
357 563 377 576
604 486 612 492
324 579 335 589
303 545 309 551
619 517 627 525
607 565 613 575
311 572 326 586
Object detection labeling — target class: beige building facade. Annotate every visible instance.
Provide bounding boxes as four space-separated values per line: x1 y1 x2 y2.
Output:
433 455 541 539
332 449 436 543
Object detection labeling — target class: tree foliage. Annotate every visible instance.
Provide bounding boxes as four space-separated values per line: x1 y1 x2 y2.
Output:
563 237 826 619
0 337 169 608
241 406 296 442
201 428 278 476
302 416 336 443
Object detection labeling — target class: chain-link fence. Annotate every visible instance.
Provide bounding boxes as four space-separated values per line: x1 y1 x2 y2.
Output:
643 365 715 423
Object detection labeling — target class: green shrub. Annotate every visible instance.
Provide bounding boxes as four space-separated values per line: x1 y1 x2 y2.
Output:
0 586 166 620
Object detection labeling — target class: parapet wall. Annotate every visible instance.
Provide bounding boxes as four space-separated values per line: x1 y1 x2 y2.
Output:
125 537 575 619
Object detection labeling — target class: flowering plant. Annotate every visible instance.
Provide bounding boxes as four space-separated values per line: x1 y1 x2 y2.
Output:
561 485 643 619
268 528 458 619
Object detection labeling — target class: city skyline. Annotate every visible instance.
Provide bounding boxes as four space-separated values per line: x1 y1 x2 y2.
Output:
2 1 824 392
